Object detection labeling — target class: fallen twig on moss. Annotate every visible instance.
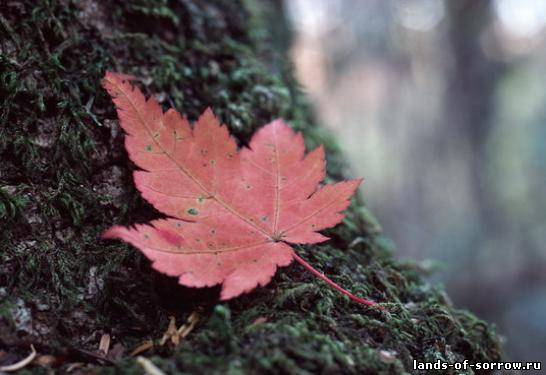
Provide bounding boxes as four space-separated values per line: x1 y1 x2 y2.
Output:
0 345 36 372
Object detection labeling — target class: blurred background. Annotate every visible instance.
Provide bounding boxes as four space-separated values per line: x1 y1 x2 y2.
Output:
284 0 546 362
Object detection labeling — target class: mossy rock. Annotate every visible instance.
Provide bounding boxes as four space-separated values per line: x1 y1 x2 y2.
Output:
0 0 501 373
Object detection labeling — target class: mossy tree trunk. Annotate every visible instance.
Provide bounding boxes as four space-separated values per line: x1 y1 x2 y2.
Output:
1 0 501 373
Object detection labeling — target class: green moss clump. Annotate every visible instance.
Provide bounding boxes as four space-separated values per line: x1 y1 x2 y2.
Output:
0 0 500 373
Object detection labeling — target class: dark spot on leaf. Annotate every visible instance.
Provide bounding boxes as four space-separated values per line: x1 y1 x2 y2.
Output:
187 208 199 215
210 159 216 165
145 145 152 151
261 216 267 222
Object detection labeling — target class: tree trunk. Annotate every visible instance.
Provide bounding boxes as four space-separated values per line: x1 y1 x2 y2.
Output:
1 0 501 373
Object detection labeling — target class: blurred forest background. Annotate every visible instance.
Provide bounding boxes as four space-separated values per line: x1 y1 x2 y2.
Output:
285 0 546 362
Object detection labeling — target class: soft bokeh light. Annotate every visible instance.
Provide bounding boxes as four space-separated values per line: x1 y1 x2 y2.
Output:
494 0 546 38
287 0 546 362
394 0 445 31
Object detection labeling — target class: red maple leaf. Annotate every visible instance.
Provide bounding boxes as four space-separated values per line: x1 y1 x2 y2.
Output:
102 72 376 306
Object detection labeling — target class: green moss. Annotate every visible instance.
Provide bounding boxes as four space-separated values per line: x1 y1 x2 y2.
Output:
0 0 500 373
0 186 27 223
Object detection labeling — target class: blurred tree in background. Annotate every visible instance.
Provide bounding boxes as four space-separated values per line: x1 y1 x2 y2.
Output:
287 0 546 361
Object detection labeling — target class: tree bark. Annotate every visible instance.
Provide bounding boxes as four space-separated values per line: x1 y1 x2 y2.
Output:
1 0 501 373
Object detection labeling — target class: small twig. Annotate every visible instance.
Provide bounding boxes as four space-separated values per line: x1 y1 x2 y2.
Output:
98 333 111 355
66 362 85 372
159 311 201 347
136 356 166 375
0 344 36 372
130 340 154 357
159 316 177 346
176 311 200 339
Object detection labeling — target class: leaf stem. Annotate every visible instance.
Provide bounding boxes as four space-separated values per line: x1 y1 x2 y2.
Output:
292 253 379 307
